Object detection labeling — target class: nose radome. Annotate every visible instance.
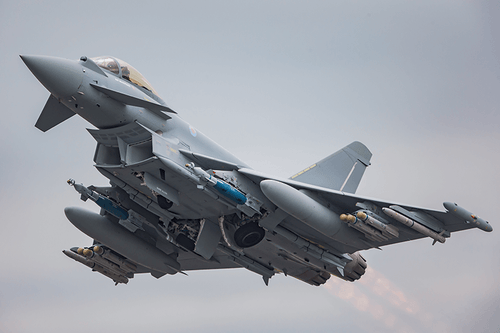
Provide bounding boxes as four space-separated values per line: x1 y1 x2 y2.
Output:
20 55 83 98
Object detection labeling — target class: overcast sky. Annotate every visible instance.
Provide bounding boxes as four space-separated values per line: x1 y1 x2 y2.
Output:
1 1 499 332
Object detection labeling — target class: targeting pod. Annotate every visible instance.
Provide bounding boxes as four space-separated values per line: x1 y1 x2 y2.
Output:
443 202 492 232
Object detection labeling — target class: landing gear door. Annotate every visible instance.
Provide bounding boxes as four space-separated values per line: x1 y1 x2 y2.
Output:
194 219 222 260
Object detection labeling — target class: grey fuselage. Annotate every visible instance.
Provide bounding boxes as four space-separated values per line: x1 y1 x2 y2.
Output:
79 59 249 169
24 55 248 169
23 55 490 287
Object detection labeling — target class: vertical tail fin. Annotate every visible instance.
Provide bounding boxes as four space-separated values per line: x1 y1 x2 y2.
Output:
290 141 372 194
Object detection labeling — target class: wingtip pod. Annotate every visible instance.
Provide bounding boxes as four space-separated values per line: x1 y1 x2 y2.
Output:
443 202 492 232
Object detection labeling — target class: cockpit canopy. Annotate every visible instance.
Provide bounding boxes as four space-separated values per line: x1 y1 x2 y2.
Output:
91 56 158 95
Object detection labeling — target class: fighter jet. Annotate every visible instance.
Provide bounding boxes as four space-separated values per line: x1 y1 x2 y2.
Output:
21 55 493 286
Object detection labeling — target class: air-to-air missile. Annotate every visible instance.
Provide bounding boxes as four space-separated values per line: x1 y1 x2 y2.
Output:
382 208 447 244
340 213 388 243
63 246 132 285
355 211 399 238
339 211 400 243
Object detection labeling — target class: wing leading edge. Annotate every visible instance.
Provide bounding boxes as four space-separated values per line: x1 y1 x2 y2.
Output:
240 167 491 252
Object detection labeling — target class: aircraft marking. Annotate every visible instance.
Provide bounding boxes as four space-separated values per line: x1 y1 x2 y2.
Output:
291 164 317 179
189 125 197 137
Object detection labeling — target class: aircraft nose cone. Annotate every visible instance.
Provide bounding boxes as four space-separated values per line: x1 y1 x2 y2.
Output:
20 55 83 98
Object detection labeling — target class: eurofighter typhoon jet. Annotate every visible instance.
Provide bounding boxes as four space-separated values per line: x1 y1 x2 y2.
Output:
21 55 492 286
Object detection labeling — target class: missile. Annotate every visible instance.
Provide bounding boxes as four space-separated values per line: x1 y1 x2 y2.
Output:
63 249 129 284
382 208 446 244
64 207 181 274
80 247 128 277
63 249 94 269
443 202 492 232
273 225 347 272
339 214 388 242
260 180 342 237
93 245 137 272
73 246 135 276
67 179 129 220
185 163 247 205
356 211 399 238
78 245 137 273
